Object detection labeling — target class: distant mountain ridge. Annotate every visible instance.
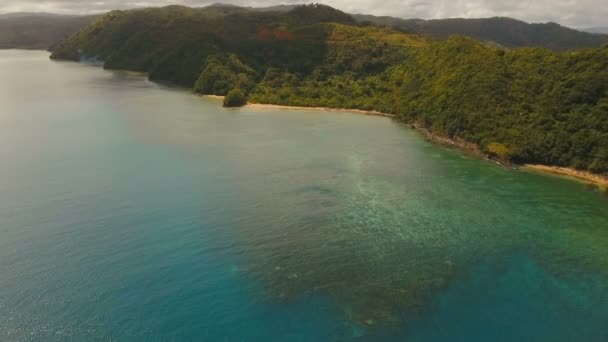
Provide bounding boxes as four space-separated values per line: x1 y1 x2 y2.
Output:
0 12 83 18
0 13 97 49
352 14 608 50
584 27 608 34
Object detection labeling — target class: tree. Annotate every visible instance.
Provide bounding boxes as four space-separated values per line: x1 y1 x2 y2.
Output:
223 88 247 107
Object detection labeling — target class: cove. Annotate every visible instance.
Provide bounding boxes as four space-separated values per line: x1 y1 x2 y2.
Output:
1 50 607 341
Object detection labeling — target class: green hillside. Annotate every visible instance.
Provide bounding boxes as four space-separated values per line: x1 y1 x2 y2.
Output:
50 4 608 175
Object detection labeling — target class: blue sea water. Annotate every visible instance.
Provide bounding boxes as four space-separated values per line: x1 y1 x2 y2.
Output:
1 50 607 341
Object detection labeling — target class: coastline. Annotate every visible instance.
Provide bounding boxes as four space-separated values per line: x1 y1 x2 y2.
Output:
409 123 488 160
523 164 608 188
203 94 224 99
245 102 395 118
201 95 395 118
203 93 608 189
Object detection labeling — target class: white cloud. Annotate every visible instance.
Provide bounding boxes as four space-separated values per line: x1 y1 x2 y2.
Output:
1 0 606 28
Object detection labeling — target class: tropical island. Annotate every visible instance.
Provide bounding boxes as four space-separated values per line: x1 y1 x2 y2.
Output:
49 4 608 181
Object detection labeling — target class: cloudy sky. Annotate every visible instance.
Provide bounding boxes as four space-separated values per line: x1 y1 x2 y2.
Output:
1 0 606 28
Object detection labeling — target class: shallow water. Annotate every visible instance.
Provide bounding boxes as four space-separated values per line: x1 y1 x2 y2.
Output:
1 50 607 341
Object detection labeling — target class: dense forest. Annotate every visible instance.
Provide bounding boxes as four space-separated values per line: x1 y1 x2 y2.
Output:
50 4 608 175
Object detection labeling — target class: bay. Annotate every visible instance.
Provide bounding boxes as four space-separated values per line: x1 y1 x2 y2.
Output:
1 50 607 341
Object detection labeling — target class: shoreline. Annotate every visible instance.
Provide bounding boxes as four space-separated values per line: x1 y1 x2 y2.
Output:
523 164 608 188
409 123 488 160
204 94 607 188
201 95 395 118
245 102 395 118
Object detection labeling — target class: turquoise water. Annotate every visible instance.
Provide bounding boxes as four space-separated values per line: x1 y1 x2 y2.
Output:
1 50 608 341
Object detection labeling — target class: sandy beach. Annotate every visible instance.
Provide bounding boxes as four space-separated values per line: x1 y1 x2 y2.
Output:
523 164 608 188
245 102 395 118
201 95 395 118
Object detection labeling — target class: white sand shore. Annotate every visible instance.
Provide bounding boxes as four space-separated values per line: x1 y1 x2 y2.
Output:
201 95 394 117
524 164 608 188
245 102 395 118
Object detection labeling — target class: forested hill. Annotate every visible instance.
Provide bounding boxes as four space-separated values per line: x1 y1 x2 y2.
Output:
3 5 607 50
50 4 608 175
352 15 608 51
0 13 96 49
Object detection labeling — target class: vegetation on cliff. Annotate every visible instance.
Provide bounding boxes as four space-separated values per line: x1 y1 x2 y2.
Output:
50 4 608 175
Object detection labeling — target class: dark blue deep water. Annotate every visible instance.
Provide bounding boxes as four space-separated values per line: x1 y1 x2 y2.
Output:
1 50 608 341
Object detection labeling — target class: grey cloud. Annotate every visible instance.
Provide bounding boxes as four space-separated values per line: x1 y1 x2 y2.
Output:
1 0 606 28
